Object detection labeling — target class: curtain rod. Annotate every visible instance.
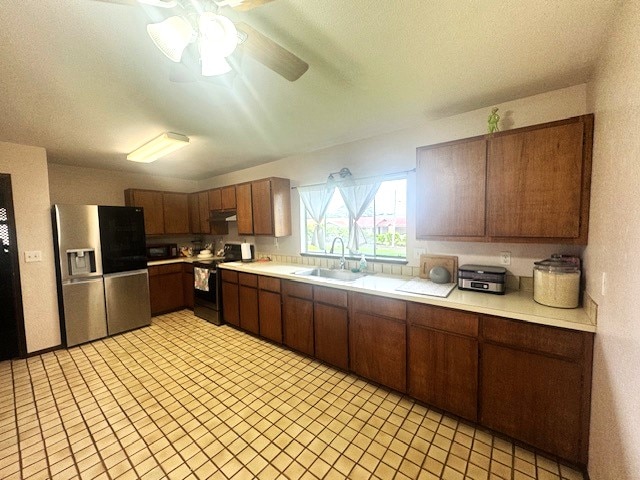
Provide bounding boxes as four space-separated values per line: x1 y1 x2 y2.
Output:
291 168 415 190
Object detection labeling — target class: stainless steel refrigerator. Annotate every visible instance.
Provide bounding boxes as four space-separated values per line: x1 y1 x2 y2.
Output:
52 204 151 347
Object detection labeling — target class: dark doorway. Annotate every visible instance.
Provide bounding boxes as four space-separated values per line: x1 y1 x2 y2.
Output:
0 174 27 360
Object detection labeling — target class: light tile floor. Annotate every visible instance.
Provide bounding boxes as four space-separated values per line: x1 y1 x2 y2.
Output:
0 310 585 480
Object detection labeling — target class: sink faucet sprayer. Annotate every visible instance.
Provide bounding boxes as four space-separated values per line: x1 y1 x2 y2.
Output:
330 237 346 270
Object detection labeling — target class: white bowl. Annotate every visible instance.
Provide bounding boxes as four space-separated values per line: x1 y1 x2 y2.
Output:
199 249 211 255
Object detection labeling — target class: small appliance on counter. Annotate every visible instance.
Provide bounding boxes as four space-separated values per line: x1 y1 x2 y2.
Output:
458 264 507 294
533 255 581 308
146 243 178 260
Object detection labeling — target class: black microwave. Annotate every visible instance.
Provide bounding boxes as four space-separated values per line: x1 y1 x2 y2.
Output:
146 243 178 260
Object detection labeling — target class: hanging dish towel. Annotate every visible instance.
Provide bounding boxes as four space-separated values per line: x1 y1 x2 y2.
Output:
194 267 210 291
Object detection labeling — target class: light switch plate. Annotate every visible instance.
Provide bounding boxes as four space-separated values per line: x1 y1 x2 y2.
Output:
24 250 42 262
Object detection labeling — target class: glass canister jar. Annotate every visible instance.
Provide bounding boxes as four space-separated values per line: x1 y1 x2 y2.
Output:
533 255 581 308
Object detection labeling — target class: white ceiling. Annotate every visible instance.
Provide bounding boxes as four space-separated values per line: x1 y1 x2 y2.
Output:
0 0 620 180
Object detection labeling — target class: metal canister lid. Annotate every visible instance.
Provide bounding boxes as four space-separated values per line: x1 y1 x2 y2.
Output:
534 257 580 273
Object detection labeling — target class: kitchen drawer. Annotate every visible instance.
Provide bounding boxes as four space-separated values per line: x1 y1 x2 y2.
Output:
149 263 183 276
351 292 406 321
408 302 478 337
482 315 584 360
314 286 347 308
221 270 238 283
283 280 313 300
239 273 258 287
183 263 193 274
258 275 281 293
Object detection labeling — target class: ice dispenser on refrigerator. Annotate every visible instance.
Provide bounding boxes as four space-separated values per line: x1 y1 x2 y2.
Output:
67 248 96 276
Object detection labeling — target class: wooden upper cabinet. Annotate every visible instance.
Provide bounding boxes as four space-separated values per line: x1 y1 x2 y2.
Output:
197 191 210 233
251 179 275 236
162 193 190 234
221 186 236 210
125 189 164 235
208 189 222 211
416 138 486 238
487 118 589 241
236 182 254 235
236 178 291 237
209 186 236 212
188 193 200 233
415 114 593 244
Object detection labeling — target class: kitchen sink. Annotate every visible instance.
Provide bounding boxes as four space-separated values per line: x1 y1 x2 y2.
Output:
293 267 368 282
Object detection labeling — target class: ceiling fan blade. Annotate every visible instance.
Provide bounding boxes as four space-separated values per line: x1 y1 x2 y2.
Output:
235 22 308 82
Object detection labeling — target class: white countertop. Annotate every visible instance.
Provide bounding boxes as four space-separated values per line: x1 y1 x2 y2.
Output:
218 261 596 333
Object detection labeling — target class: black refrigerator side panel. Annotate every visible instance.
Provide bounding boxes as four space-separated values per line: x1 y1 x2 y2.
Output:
98 206 147 274
51 207 67 346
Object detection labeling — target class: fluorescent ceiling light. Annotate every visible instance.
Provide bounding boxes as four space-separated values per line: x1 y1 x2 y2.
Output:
127 132 190 163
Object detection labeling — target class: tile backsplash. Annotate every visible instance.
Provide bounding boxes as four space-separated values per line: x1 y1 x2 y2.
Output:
256 252 532 292
256 252 423 277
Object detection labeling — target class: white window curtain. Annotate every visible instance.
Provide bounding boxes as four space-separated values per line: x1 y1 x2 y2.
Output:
338 178 381 253
298 183 335 250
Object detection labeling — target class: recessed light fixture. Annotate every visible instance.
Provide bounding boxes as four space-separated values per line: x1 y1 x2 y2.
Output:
127 132 190 163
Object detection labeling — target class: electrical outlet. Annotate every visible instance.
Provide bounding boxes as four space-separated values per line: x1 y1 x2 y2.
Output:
24 250 42 262
601 272 607 296
500 251 511 266
414 248 426 260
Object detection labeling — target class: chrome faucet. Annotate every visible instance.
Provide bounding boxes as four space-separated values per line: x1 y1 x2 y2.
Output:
330 237 346 270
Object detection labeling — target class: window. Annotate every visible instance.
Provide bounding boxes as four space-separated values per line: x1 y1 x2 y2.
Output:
301 177 406 259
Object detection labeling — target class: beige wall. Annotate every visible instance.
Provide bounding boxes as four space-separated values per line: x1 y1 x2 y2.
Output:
198 84 589 277
0 141 60 353
585 1 640 478
48 163 199 206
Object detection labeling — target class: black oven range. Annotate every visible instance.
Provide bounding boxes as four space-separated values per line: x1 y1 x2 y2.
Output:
192 243 251 325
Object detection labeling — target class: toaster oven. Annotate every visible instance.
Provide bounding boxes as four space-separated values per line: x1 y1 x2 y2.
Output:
458 264 507 294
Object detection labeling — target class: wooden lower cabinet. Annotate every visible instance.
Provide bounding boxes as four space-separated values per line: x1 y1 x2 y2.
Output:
214 269 595 466
314 286 349 370
349 293 407 392
149 264 184 315
258 276 282 344
221 270 240 327
238 273 259 334
408 303 478 422
479 315 593 465
282 281 314 356
239 285 259 334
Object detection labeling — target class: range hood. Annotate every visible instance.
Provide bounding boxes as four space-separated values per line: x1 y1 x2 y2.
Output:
210 210 237 222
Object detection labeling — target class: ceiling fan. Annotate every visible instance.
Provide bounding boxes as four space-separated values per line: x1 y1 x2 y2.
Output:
95 0 309 82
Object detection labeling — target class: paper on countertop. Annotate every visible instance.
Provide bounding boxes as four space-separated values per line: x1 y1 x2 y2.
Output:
395 277 456 298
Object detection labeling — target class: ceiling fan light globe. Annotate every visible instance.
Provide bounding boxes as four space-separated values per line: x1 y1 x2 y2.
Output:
147 16 194 62
199 13 238 57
